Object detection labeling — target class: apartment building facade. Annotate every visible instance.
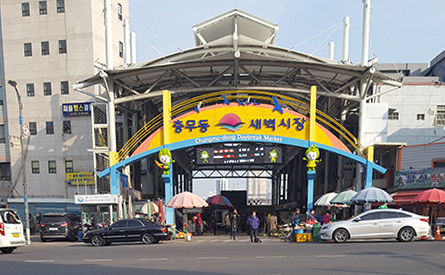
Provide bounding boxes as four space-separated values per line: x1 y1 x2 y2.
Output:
0 0 129 208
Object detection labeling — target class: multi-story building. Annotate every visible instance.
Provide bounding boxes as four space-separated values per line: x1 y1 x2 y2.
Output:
0 0 129 212
216 178 228 195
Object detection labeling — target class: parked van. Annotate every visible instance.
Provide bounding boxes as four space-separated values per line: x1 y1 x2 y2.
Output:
0 209 26 253
40 212 80 242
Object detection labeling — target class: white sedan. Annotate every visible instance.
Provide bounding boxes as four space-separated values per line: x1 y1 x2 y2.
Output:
319 208 431 243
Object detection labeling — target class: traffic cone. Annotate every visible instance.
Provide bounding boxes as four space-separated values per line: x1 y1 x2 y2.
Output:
434 225 442 241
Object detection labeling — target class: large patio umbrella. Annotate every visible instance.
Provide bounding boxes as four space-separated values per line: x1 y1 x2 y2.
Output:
206 195 233 207
330 190 357 205
314 192 338 206
166 191 209 209
412 188 445 204
135 201 159 215
350 187 394 204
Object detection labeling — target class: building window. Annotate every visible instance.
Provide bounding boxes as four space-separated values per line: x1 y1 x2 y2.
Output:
48 160 56 173
0 125 5 143
26 83 35 96
41 41 49 55
57 0 65 13
436 105 445 126
433 160 445 168
24 43 32 56
59 40 67 54
29 122 37 135
118 3 123 20
388 110 399 120
46 121 54 135
22 3 30 16
39 1 47 15
32 161 40 174
43 82 52 96
63 121 71 134
65 160 73 173
119 41 124 58
61 81 69 94
417 114 425 121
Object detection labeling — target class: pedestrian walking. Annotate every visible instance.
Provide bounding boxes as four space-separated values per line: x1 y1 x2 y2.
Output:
230 209 240 240
35 212 42 232
247 211 260 242
29 214 35 235
210 213 217 235
267 213 277 238
196 213 202 235
223 213 231 234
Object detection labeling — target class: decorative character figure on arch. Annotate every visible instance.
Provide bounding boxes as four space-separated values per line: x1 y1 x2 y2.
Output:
200 150 210 164
269 149 278 163
155 148 175 175
303 145 321 171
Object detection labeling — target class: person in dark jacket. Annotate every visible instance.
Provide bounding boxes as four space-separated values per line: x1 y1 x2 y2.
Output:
210 213 217 235
247 211 260 242
230 209 240 240
29 214 35 235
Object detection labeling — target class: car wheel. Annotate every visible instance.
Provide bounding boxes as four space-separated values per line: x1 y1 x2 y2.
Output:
40 237 47 242
333 228 348 243
104 242 112 246
0 247 15 254
398 227 414 242
91 235 105 247
142 233 154 244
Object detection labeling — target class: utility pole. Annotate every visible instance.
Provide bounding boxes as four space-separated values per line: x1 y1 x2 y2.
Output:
8 79 31 245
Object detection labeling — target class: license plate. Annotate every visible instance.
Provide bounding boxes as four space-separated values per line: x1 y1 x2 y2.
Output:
49 227 59 231
441 228 444 232
12 233 20 238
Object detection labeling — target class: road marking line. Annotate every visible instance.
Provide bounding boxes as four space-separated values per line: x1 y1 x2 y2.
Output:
223 240 233 242
316 255 346 258
198 256 228 260
197 240 206 242
25 260 54 263
84 259 112 262
256 256 287 259
209 240 219 242
139 258 168 261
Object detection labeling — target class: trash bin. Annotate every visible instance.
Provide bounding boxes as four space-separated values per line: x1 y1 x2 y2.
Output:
312 223 321 242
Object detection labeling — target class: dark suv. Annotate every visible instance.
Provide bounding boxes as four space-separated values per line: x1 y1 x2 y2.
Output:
40 213 80 242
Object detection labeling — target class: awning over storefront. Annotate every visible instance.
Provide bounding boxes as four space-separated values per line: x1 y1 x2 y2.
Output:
390 189 424 205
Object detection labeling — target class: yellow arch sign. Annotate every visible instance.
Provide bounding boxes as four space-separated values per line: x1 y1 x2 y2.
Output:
131 103 350 157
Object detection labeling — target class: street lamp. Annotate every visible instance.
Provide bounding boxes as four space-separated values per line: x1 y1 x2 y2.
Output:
8 79 31 245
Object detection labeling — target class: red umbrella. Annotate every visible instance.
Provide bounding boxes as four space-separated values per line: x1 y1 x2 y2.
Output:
412 188 445 204
206 195 233 207
166 191 209 208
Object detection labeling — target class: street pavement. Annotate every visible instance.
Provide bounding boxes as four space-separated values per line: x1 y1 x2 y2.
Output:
1 233 444 275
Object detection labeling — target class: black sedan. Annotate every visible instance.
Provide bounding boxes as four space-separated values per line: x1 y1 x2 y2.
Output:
82 218 170 246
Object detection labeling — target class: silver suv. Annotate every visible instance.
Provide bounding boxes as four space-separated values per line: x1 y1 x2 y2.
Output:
0 209 26 253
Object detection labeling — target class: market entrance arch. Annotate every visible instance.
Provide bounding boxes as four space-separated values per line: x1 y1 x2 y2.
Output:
99 89 385 224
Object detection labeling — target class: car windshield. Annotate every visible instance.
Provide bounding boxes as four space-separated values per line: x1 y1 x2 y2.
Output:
41 216 66 223
1 210 21 224
436 217 445 223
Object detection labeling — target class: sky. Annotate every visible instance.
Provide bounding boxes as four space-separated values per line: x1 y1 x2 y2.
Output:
128 1 445 198
129 0 445 66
